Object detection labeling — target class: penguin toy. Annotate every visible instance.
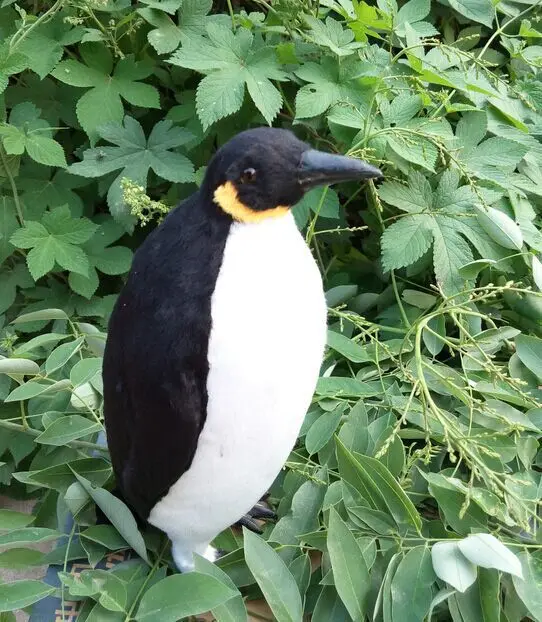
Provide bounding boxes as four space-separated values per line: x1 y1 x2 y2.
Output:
103 127 382 572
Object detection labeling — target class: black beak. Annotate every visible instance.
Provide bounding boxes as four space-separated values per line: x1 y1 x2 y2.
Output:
298 149 382 189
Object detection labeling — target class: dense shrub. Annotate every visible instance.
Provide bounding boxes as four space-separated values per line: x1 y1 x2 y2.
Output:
1 0 542 619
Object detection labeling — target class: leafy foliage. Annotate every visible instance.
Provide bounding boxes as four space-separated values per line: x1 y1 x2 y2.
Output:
1 0 542 620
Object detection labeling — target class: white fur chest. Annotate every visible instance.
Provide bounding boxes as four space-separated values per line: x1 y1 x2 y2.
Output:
149 212 327 548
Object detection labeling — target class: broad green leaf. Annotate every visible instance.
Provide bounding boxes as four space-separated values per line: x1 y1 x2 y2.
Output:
306 406 344 454
0 548 44 568
70 357 102 387
62 569 127 613
45 337 84 375
12 333 70 356
0 580 55 612
431 541 477 593
14 458 110 492
515 334 542 380
326 330 370 363
11 308 67 323
270 471 327 563
312 586 351 622
457 533 522 578
0 509 34 530
391 546 436 622
512 552 542 621
475 206 523 251
243 529 303 622
315 377 378 397
5 379 71 402
327 507 369 621
0 528 61 548
75 474 149 564
336 438 422 532
448 0 493 27
194 555 247 622
81 525 128 551
458 259 496 279
35 415 102 446
0 358 40 375
135 572 237 621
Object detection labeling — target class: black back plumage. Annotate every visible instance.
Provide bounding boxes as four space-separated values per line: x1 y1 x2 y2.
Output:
102 191 231 520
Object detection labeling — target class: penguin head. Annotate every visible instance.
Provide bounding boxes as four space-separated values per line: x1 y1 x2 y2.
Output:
204 127 382 223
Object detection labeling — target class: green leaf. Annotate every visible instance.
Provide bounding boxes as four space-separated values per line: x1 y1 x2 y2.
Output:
135 572 237 621
5 379 71 402
0 509 34 530
327 507 370 621
312 586 351 622
326 330 370 363
316 377 378 397
194 555 248 622
381 215 433 271
457 533 522 578
11 308 68 323
53 48 160 141
0 548 44 569
0 358 40 375
512 552 542 621
269 472 327 563
81 525 128 551
475 206 523 251
35 415 102 446
0 528 61 548
515 334 542 381
336 438 422 533
45 337 85 375
448 0 493 27
243 529 303 622
306 406 344 454
431 541 477 593
69 116 193 224
75 474 149 564
14 458 110 492
195 69 245 130
170 24 285 128
0 580 55 612
391 546 436 622
25 134 67 168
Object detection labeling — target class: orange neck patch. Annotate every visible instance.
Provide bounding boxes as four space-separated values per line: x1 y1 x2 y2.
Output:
213 181 289 223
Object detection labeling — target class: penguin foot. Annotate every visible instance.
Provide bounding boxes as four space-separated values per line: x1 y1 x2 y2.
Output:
237 502 277 534
171 541 219 573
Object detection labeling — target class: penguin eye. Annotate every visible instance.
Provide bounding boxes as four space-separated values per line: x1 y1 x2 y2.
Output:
240 168 257 184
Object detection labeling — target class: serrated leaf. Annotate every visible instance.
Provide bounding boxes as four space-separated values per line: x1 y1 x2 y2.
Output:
170 24 284 128
381 215 433 271
25 134 67 167
448 0 493 27
431 541 477 593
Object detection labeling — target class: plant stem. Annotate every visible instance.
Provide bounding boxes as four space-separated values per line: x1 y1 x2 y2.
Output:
391 270 410 329
226 0 236 30
10 0 63 50
0 146 24 225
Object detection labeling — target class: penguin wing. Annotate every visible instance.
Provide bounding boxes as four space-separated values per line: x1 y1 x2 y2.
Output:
103 336 207 520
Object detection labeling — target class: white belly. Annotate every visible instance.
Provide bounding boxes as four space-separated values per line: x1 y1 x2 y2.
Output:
149 213 327 549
